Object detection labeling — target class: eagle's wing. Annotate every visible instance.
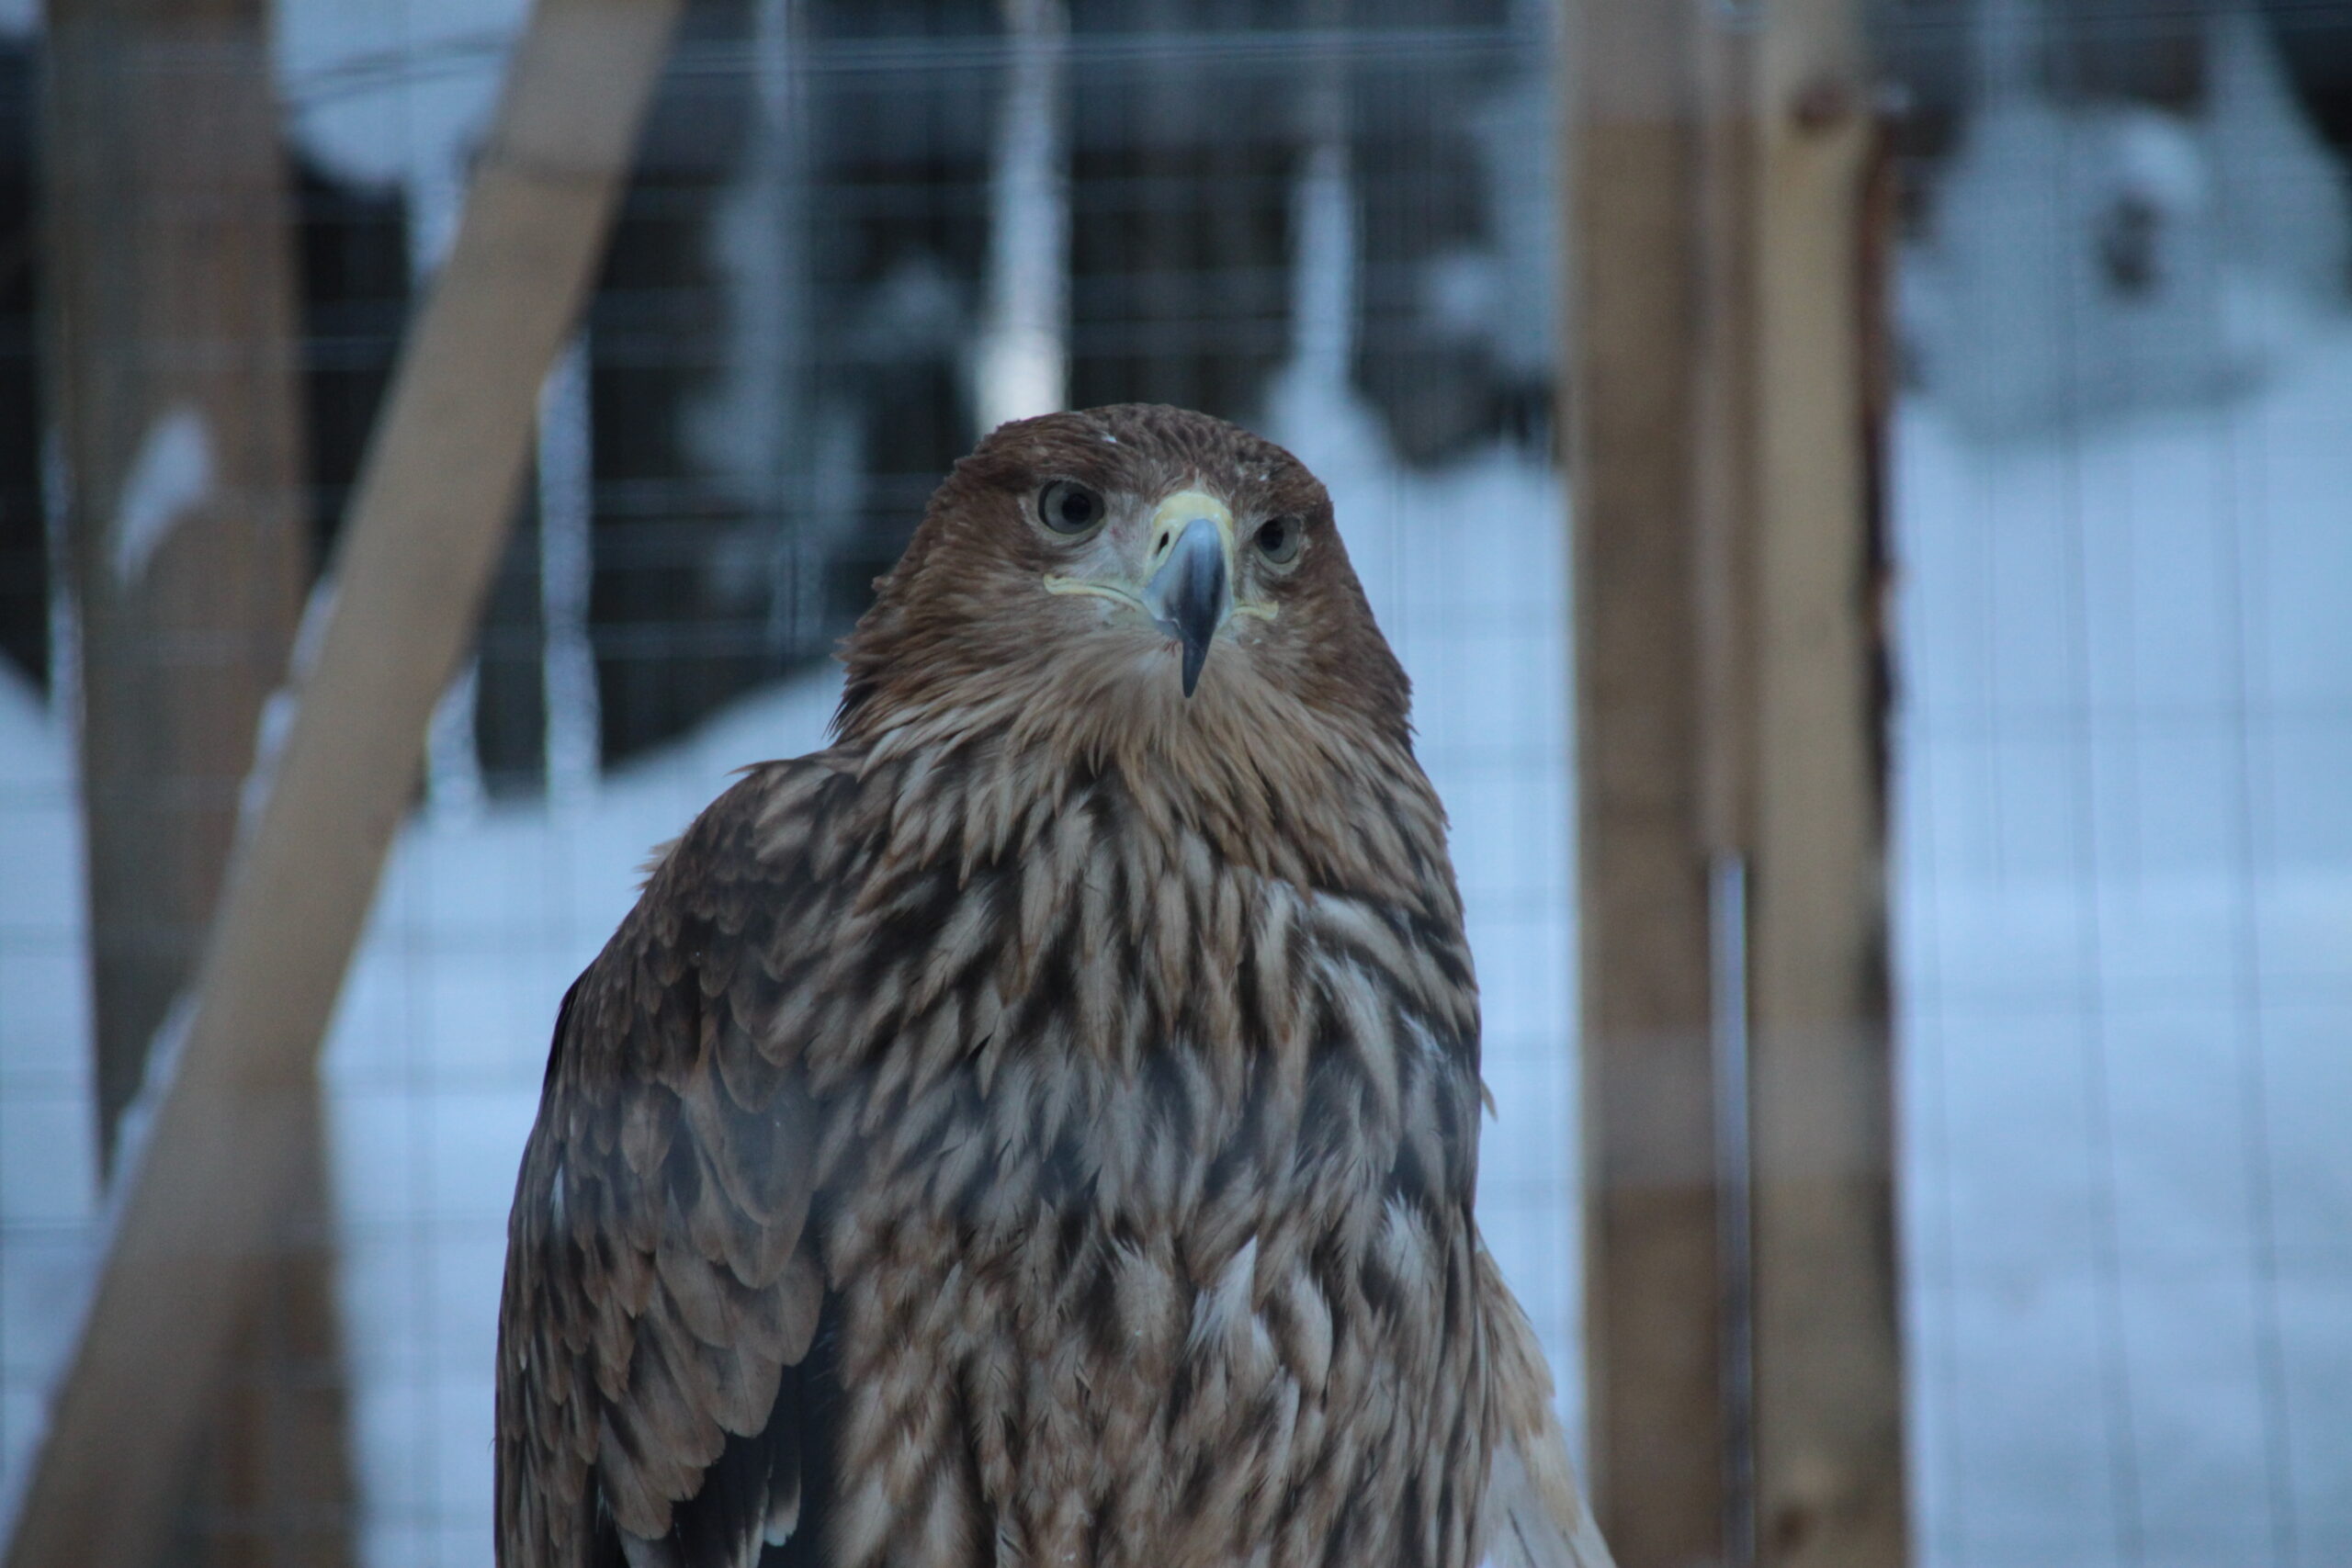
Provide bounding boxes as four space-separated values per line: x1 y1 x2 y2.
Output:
1480 1249 1619 1568
497 759 852 1568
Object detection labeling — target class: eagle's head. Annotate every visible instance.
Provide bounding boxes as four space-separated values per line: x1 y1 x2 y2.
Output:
837 404 1409 747
832 404 1436 891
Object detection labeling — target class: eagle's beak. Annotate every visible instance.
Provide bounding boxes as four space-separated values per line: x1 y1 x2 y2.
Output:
1142 491 1234 698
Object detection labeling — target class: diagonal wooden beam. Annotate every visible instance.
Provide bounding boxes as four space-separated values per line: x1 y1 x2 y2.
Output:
1 1 681 1562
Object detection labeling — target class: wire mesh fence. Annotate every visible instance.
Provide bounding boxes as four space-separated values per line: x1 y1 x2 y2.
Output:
1883 2 2352 1562
0 0 2346 1564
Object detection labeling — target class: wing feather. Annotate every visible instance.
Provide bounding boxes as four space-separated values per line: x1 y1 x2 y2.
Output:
498 760 854 1568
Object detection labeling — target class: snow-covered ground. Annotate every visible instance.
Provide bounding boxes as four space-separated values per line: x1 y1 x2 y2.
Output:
1894 7 2352 1560
0 669 100 1523
1895 328 2352 1566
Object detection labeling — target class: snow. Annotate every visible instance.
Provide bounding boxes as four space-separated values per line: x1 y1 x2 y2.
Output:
1895 51 2352 1556
538 337 599 804
0 676 99 1518
1902 2 2352 441
107 408 213 589
972 0 1071 434
1423 64 1558 383
1894 312 2352 1564
684 0 848 666
275 0 529 199
426 662 487 819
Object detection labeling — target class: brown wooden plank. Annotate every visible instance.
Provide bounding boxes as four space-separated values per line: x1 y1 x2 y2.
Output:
1746 3 1906 1562
1567 4 1726 1564
1570 3 1904 1564
164 1109 356 1568
0 3 682 1564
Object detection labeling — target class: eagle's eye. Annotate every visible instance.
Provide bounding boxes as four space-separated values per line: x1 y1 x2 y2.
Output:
1037 479 1107 537
1254 515 1304 566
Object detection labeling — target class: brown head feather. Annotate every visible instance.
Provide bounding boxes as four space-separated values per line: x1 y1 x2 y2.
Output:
831 404 1442 909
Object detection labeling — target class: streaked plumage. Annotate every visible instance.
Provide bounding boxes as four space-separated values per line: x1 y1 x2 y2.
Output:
496 404 1612 1568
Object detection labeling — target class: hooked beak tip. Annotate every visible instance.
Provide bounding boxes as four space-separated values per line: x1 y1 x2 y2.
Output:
1148 513 1229 699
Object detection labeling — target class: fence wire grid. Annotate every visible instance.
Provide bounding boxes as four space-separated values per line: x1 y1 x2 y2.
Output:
0 1 2346 1566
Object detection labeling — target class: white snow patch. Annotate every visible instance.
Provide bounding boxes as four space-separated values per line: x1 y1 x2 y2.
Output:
274 0 530 196
1424 65 1558 379
1904 1 2352 441
0 668 99 1525
1894 310 2352 1564
108 407 212 589
539 338 600 805
972 0 1069 432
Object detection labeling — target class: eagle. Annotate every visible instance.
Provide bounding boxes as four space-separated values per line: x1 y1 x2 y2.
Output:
496 404 1612 1568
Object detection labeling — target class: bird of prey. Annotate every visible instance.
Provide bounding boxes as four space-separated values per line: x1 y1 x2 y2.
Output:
496 404 1612 1568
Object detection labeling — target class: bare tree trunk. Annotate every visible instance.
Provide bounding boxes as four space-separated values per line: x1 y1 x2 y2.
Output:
41 0 355 1560
47 0 307 1168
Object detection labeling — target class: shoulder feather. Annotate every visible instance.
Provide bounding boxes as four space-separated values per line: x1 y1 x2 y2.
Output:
498 758 858 1568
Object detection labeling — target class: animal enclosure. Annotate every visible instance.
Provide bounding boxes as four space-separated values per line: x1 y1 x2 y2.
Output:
0 0 2343 1565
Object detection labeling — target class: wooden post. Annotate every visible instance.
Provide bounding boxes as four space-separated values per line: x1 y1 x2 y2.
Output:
1 2 682 1564
40 2 356 1562
1746 6 1905 1563
44 0 307 1173
1568 1 1728 1562
1569 2 1904 1564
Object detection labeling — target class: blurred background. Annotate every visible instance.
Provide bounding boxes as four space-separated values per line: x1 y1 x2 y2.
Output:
0 0 2345 1564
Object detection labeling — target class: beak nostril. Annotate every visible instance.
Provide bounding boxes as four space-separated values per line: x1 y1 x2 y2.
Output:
1141 513 1230 700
